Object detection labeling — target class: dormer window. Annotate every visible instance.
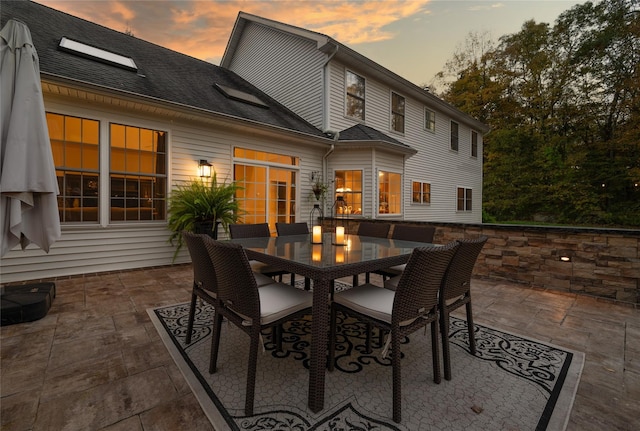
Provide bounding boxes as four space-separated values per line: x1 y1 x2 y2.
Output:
58 37 137 72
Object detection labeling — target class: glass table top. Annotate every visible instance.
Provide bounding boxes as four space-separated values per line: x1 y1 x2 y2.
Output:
229 233 434 269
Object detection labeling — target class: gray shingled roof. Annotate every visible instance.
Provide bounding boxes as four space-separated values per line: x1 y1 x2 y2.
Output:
338 124 410 148
1 1 325 138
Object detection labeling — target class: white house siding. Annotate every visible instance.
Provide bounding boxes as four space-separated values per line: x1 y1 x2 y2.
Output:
326 61 483 224
226 22 326 129
0 94 327 284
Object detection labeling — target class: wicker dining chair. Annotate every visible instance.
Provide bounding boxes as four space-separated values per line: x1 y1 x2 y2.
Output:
329 242 458 423
229 223 288 281
373 225 436 281
438 236 487 381
181 231 274 344
353 222 391 285
275 222 309 236
203 237 313 416
275 222 310 287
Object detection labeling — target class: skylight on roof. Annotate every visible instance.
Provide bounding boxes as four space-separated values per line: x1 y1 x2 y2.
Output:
58 37 137 71
215 83 268 108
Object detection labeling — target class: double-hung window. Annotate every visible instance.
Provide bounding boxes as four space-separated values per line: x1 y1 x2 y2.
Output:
346 71 365 121
451 121 459 151
48 114 167 223
471 130 478 157
412 181 431 204
48 113 100 223
334 170 362 215
110 124 167 222
391 92 405 133
425 108 435 132
457 187 472 211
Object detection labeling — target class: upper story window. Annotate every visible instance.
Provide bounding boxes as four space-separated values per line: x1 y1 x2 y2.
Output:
471 130 478 157
48 113 100 223
346 71 365 121
379 171 402 215
391 92 405 133
425 108 435 132
110 124 167 222
457 187 472 211
334 170 362 215
450 121 459 151
412 181 431 204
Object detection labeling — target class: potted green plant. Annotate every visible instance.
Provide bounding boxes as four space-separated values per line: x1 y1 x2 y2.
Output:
167 172 242 259
311 178 329 203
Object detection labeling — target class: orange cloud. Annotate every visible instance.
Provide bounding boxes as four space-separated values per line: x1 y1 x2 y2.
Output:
36 0 431 64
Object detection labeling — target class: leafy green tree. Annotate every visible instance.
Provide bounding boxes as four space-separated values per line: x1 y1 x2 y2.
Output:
437 0 640 227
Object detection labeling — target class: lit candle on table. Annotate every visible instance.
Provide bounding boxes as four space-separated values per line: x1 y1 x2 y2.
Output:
312 225 322 243
336 226 345 244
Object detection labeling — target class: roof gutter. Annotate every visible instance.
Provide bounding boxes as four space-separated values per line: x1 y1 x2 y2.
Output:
322 138 336 209
322 44 339 132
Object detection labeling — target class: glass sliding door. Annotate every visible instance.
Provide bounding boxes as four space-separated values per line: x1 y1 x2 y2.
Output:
234 148 299 233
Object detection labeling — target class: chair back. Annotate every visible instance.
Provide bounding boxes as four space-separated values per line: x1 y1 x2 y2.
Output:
276 222 309 236
182 231 217 295
441 236 488 301
203 237 260 323
391 224 435 243
357 222 391 238
392 242 458 327
229 223 271 239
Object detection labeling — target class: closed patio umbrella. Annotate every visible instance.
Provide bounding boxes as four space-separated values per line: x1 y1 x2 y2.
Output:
0 19 60 257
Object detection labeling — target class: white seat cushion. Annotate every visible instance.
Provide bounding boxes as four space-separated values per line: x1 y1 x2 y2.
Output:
334 284 395 324
250 260 284 276
384 264 405 275
253 272 275 287
384 275 401 291
257 283 312 325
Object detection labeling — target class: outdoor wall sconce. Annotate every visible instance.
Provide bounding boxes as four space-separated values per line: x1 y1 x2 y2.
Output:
198 159 212 178
560 256 571 262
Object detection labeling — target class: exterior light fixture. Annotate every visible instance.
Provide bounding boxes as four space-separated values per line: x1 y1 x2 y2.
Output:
560 256 571 262
198 160 212 178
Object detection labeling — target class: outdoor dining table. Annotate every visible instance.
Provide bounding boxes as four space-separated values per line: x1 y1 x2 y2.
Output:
228 232 433 413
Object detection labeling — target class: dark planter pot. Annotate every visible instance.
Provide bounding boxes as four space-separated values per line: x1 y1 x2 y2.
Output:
194 220 220 239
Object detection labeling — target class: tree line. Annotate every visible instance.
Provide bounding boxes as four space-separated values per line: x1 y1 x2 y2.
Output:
434 0 639 227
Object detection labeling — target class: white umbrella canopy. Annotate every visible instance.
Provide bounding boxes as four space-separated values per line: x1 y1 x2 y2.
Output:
0 19 60 257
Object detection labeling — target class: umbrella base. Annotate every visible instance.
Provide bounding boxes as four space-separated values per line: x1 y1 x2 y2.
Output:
0 282 55 326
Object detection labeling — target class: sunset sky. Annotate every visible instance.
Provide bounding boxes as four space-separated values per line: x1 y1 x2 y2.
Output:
36 0 589 86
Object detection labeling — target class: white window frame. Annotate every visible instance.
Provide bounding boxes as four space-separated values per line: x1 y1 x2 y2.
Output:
390 91 405 134
345 70 365 121
471 130 478 158
457 187 472 211
424 108 435 132
378 170 402 215
450 120 459 151
412 181 431 204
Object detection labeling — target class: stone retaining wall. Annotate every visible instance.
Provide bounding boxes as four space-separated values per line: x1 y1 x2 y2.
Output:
321 219 640 305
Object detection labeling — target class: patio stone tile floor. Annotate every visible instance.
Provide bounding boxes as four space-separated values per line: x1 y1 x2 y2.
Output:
1 265 638 431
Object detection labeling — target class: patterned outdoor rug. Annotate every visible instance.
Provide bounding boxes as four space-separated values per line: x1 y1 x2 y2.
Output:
149 284 583 431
